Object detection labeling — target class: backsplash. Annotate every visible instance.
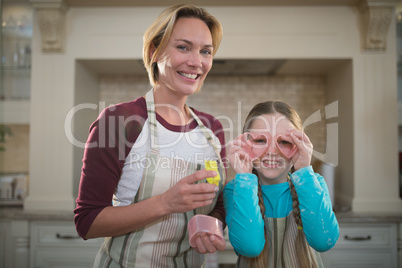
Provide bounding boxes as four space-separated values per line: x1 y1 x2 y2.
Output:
0 124 30 173
99 74 327 156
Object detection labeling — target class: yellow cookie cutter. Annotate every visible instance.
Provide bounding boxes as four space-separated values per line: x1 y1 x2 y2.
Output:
205 160 221 187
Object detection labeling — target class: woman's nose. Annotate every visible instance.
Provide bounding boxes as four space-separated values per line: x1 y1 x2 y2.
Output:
188 52 202 67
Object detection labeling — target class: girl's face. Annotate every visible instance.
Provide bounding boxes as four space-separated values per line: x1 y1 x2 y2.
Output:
248 113 297 185
155 17 213 97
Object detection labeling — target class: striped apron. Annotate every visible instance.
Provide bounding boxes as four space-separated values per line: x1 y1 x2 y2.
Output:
237 213 324 268
94 89 226 268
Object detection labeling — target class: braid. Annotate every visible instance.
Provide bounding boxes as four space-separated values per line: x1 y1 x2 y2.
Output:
288 176 318 268
257 183 266 221
288 176 303 228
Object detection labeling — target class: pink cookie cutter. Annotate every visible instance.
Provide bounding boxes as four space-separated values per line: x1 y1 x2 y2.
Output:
243 132 297 159
188 215 224 247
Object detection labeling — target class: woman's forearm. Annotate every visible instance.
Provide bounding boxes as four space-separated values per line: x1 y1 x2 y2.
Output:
85 194 167 239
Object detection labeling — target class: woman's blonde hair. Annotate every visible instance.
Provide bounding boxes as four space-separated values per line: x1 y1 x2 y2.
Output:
143 4 223 87
242 101 318 268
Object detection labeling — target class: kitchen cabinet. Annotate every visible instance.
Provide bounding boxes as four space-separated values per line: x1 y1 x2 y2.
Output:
30 221 103 268
0 0 32 124
321 223 398 268
1 1 32 100
0 2 31 178
0 219 29 268
0 220 10 268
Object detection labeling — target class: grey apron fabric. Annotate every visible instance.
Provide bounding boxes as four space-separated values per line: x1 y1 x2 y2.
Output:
237 212 324 268
94 89 225 268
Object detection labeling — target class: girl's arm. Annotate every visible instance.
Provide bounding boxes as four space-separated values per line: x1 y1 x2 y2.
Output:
223 173 265 257
290 166 339 252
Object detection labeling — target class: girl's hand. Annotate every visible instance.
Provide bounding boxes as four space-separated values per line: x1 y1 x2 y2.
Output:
226 134 253 174
287 129 313 171
192 232 226 254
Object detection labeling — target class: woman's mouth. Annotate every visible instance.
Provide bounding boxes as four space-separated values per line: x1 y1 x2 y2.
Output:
178 72 200 80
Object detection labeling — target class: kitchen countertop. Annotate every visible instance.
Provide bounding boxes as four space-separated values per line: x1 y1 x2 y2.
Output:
333 210 402 224
0 207 74 221
0 207 401 223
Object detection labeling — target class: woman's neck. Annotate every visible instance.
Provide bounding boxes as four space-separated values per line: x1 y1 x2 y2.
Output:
152 86 193 126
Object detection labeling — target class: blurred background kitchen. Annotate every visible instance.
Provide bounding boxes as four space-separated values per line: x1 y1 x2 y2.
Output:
1 0 402 267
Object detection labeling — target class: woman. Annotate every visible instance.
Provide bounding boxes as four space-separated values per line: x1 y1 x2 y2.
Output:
224 101 339 267
74 4 226 267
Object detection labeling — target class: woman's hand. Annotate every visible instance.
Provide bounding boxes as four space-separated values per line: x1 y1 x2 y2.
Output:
226 134 253 174
287 129 313 171
160 169 219 214
191 232 226 254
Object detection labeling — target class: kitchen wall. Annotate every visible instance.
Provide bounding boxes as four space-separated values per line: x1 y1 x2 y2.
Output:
99 74 327 157
25 4 401 213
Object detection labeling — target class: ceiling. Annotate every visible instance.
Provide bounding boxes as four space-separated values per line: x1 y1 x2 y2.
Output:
64 0 361 7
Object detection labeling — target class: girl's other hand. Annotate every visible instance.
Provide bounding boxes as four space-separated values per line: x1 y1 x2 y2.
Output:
287 129 313 171
226 134 253 174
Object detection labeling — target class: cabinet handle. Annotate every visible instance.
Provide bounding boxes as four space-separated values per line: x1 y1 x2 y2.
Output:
56 233 80 239
344 235 371 241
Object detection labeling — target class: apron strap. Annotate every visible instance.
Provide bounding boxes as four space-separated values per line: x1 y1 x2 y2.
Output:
187 106 226 185
145 89 159 154
145 88 226 184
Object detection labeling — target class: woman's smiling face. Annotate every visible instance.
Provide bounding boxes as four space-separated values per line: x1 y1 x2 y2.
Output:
155 17 214 96
249 113 297 185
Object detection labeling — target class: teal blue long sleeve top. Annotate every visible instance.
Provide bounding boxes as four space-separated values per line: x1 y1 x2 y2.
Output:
223 166 339 258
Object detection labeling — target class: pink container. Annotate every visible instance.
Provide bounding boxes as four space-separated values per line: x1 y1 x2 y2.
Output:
188 215 224 247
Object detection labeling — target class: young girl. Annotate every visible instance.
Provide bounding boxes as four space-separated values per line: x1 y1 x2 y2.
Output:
223 101 339 267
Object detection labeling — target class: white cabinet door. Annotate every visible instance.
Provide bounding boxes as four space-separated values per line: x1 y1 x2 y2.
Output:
34 249 99 268
0 220 9 268
30 221 103 268
320 250 393 268
0 219 29 268
321 223 398 268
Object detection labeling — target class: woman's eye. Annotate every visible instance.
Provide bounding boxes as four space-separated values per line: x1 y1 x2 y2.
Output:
253 139 266 144
177 45 189 51
278 140 291 145
201 49 212 55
